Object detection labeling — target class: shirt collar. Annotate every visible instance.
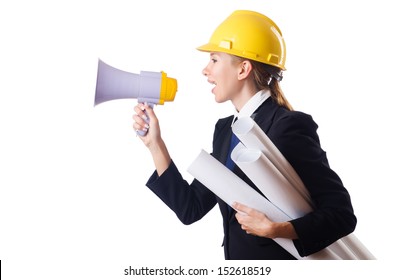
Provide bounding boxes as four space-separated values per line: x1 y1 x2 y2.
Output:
232 89 271 126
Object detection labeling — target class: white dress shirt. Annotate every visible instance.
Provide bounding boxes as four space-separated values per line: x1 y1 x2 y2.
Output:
232 89 271 126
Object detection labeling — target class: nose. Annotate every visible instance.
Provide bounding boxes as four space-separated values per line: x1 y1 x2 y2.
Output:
202 65 208 76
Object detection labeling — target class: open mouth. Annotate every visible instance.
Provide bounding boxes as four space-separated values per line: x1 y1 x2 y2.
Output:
208 79 217 92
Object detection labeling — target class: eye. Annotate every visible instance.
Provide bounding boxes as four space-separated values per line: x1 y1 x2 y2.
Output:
211 58 217 63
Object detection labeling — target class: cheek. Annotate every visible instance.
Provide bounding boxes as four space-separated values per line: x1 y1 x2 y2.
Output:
222 74 239 95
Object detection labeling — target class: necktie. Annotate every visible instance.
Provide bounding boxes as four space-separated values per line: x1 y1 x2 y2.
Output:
224 129 240 214
225 133 240 171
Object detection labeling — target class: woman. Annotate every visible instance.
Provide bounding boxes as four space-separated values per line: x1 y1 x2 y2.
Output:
133 10 356 260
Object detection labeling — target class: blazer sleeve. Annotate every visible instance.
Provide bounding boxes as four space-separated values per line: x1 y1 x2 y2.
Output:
146 160 217 225
267 111 357 257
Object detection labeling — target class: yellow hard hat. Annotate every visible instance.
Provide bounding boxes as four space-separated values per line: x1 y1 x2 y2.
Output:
197 10 286 70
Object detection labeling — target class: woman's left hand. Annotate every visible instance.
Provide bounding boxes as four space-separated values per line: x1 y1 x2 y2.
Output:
232 202 275 238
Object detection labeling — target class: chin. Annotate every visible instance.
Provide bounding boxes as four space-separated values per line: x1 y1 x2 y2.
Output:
214 95 229 104
214 97 224 103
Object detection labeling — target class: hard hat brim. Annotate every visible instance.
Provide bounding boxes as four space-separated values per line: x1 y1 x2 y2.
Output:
196 43 221 53
196 43 286 71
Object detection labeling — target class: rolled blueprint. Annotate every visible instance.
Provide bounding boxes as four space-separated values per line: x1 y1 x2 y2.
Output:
232 116 311 204
187 149 341 260
340 234 376 260
231 116 375 260
232 143 356 259
231 143 311 218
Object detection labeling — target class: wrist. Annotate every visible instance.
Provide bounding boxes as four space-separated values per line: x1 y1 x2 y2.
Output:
148 138 171 176
147 137 165 154
271 221 298 240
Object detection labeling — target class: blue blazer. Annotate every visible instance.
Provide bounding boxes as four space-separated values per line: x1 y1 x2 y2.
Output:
146 97 356 260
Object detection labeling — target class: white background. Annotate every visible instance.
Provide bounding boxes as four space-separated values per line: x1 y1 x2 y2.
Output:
0 0 391 279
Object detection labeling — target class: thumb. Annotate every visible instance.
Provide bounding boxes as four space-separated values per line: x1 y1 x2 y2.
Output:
232 201 245 212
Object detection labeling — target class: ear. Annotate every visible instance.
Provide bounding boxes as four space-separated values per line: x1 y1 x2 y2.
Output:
238 60 253 80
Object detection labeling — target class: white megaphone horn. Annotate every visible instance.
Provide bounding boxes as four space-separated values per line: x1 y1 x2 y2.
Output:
94 59 178 135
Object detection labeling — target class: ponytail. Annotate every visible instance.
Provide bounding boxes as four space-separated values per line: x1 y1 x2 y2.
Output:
249 60 293 111
269 78 293 111
231 55 293 111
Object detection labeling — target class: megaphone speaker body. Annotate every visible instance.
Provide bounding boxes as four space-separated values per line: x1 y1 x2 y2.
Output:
95 59 177 106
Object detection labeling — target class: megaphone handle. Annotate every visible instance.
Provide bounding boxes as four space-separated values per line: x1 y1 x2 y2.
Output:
136 103 154 136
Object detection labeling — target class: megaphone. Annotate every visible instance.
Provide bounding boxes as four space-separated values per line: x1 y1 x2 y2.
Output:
94 59 178 135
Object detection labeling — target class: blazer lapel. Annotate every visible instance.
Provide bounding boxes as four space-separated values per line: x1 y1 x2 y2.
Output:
212 116 234 165
251 97 277 134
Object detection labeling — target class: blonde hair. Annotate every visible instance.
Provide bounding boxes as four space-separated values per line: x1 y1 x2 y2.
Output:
249 60 293 111
232 55 293 111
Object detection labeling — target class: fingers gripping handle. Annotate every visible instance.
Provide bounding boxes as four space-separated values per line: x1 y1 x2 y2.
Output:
136 103 153 136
